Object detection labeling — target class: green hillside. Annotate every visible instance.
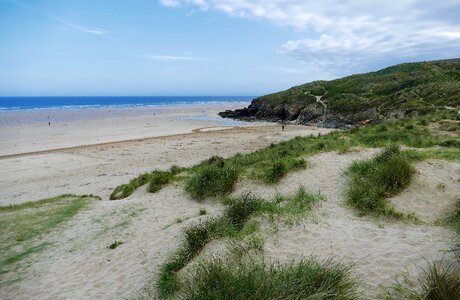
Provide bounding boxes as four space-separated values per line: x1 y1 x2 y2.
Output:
259 58 460 117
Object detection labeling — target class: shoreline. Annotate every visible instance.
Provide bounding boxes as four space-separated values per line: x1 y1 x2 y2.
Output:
0 102 257 156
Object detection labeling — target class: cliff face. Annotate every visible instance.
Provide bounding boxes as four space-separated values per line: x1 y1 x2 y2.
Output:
220 59 460 128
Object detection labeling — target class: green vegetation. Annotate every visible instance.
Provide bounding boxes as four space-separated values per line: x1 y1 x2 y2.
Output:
390 261 460 300
437 198 460 234
148 170 176 193
114 112 459 202
108 240 124 249
185 157 239 200
257 58 460 117
181 258 358 300
156 188 323 298
0 194 97 275
346 146 415 217
110 173 151 200
110 166 182 200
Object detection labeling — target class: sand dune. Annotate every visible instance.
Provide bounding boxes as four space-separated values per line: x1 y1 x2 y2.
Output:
0 108 457 299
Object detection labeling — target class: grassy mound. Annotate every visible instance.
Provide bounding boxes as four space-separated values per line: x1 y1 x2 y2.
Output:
346 145 415 217
181 258 358 300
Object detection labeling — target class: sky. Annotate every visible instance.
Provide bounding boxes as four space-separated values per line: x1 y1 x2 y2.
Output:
1 0 460 96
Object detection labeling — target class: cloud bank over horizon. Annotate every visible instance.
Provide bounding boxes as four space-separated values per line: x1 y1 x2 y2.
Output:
160 0 460 71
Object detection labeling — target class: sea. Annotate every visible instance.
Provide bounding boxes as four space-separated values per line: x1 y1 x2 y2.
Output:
0 96 253 111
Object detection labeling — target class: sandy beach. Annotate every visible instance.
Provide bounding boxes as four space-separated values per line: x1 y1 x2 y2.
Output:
0 104 458 299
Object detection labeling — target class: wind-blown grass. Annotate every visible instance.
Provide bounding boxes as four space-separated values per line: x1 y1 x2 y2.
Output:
156 188 323 298
185 161 239 200
110 173 151 200
391 261 460 300
437 198 460 234
110 166 182 200
180 257 359 300
345 145 416 217
0 194 98 276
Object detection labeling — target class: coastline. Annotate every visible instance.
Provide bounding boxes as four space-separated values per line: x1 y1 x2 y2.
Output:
0 102 256 156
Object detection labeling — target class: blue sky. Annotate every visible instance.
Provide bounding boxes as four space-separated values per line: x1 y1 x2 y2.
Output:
1 0 460 96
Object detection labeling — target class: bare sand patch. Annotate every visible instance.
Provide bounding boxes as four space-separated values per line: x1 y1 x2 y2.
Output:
389 160 460 223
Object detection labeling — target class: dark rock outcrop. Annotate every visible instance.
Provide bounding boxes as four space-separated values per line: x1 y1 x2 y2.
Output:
219 97 380 128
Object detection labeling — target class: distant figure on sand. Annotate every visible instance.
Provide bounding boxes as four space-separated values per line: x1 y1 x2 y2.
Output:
282 125 285 131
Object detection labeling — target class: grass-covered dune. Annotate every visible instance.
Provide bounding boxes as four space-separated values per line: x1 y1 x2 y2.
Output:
219 58 460 128
0 194 99 278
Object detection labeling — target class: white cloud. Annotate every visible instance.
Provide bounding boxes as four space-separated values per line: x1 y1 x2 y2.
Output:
54 17 107 35
160 0 460 72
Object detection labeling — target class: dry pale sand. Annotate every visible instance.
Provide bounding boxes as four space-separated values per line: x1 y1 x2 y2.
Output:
0 106 458 299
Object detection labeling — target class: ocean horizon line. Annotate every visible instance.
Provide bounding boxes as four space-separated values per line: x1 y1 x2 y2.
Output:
0 96 254 112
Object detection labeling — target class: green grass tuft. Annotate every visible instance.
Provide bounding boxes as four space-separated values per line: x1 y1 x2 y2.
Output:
108 240 124 249
185 164 238 200
346 146 415 217
181 257 359 300
110 173 151 200
111 167 182 200
148 170 175 193
391 261 460 300
437 198 460 234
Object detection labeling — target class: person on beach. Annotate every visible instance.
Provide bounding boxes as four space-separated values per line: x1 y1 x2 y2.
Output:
282 125 285 131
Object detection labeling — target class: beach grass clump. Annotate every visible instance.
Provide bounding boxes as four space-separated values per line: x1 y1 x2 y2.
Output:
111 166 182 200
0 194 97 275
259 157 306 184
156 189 323 298
110 173 151 200
185 163 238 200
391 261 460 300
437 198 460 234
156 194 262 296
147 170 175 193
181 258 359 300
346 145 416 217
